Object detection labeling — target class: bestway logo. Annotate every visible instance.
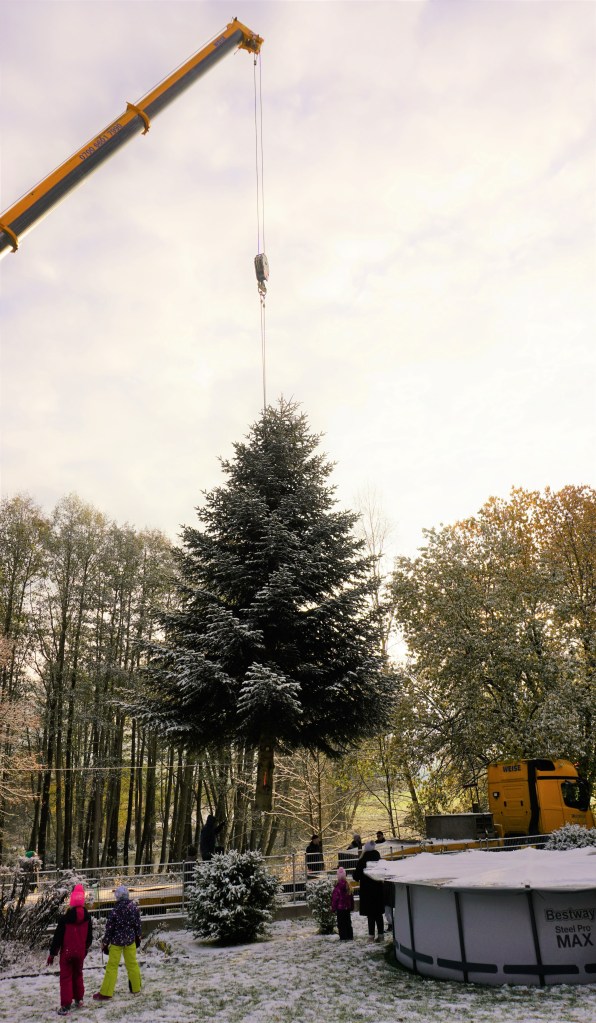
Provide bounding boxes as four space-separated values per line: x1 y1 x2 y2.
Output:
545 908 595 922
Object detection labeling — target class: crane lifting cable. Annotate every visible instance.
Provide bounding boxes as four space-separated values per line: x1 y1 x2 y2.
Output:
253 51 268 409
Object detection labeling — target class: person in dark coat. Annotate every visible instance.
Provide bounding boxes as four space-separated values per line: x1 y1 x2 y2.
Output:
93 885 142 1001
199 815 225 861
331 866 354 940
353 841 385 941
47 883 93 1015
305 834 325 875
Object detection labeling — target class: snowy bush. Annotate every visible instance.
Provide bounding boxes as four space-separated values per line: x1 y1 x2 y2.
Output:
0 867 84 967
305 876 336 934
186 850 280 944
544 823 596 849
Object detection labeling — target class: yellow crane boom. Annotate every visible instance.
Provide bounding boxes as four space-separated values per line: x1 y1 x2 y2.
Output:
0 18 263 259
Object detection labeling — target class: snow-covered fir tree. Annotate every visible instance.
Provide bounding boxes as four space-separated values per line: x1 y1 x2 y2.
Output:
305 876 336 934
187 850 280 943
137 400 393 822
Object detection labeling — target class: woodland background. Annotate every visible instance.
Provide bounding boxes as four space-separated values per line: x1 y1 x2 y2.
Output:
0 480 594 868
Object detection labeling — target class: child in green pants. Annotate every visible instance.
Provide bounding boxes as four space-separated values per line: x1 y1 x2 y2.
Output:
93 886 142 1001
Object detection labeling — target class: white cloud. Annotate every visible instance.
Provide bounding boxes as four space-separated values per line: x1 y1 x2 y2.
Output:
1 0 594 556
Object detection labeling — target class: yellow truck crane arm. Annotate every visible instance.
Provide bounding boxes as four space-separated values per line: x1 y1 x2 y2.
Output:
0 18 263 259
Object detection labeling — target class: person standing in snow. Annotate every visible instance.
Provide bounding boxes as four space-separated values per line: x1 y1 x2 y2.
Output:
22 849 41 891
93 885 142 1002
305 833 325 875
47 883 93 1016
331 866 354 940
353 840 385 942
199 814 225 861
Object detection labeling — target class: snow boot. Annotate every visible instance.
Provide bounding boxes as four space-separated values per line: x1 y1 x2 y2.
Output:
57 1008 71 1017
92 993 112 1001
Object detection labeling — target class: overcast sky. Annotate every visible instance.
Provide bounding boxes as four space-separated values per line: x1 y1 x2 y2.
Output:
1 0 594 558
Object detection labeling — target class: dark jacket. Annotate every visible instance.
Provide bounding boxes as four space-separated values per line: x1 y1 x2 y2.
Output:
353 849 384 917
305 840 325 873
49 906 93 960
103 898 142 948
199 816 224 861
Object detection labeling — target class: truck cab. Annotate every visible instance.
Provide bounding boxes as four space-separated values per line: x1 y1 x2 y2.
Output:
487 758 594 837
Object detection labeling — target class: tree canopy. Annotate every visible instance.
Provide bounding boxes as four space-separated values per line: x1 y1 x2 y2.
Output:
390 486 596 787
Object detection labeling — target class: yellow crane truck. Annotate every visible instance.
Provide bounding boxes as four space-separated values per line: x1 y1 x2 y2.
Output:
487 757 594 838
425 758 594 843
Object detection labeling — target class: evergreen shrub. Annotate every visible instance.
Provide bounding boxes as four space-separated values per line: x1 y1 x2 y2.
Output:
186 850 280 944
544 823 596 849
305 876 336 934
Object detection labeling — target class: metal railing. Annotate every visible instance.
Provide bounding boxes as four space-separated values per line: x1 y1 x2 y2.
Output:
19 834 551 924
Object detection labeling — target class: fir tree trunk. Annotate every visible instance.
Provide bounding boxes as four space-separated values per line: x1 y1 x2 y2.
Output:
134 729 146 856
193 774 203 850
255 741 274 813
105 719 124 865
168 751 183 862
122 720 136 866
159 745 175 867
170 756 194 861
138 733 157 865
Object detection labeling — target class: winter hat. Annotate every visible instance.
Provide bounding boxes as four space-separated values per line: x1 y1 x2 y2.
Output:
69 884 85 907
113 885 129 900
337 866 347 881
364 840 376 852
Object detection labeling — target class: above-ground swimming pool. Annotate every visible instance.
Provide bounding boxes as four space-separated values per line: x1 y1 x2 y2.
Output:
367 846 596 986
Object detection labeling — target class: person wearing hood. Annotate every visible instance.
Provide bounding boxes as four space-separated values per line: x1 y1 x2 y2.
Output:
305 833 325 875
331 867 355 940
199 814 225 861
353 841 385 942
47 883 93 1015
93 885 142 1001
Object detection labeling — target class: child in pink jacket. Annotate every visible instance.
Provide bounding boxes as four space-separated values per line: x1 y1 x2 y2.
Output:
48 883 93 1015
331 866 354 940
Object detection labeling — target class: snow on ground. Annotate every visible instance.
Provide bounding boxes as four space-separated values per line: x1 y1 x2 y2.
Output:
1 914 595 1023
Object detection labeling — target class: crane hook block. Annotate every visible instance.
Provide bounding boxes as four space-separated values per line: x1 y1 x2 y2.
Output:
254 252 269 299
254 252 269 284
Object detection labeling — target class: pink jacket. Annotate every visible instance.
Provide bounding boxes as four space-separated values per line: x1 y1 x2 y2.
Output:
331 879 354 912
